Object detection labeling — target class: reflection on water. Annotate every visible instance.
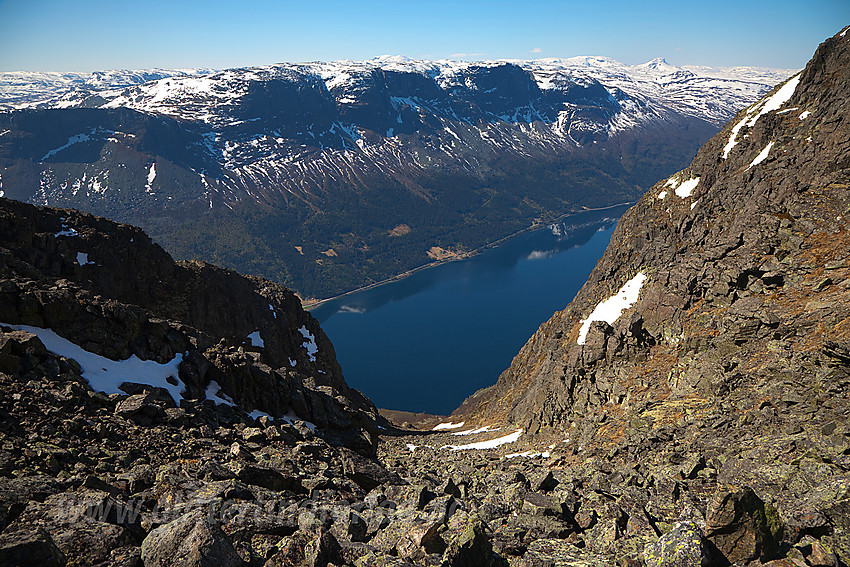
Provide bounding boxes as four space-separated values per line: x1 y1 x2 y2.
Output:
314 205 629 415
526 249 557 260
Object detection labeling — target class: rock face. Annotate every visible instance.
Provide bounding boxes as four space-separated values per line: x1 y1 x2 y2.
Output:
455 26 850 566
0 196 379 452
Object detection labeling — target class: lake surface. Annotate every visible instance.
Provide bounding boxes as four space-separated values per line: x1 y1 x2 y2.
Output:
312 205 630 415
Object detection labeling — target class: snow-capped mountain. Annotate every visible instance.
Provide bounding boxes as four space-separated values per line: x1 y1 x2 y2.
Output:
4 56 793 133
0 68 214 111
0 56 795 298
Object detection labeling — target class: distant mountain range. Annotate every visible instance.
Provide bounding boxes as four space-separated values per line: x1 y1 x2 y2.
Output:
0 56 796 298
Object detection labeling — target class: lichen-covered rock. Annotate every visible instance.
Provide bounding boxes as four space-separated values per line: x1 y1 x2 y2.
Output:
3 492 141 565
0 527 66 567
140 510 243 567
643 522 711 567
705 486 782 565
442 513 502 567
519 538 612 567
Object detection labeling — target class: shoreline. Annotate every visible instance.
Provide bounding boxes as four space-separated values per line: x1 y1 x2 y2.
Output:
302 201 634 310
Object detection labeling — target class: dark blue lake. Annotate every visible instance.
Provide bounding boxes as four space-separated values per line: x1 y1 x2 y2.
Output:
312 205 630 415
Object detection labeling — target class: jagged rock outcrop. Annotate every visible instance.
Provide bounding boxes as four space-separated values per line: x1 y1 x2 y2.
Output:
454 26 850 566
0 197 379 452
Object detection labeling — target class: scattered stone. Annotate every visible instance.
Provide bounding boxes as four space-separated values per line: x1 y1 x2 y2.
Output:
115 393 166 423
705 486 783 565
226 461 304 493
0 527 66 567
643 521 711 567
241 427 264 443
140 510 243 567
442 513 501 567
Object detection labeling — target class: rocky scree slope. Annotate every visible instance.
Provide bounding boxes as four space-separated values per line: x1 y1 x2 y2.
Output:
0 197 711 567
0 41 841 565
0 58 789 298
450 26 850 566
0 197 380 453
0 315 603 567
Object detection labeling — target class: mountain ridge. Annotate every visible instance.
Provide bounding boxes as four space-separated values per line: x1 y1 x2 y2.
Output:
1 56 794 115
0 196 381 454
0 56 794 298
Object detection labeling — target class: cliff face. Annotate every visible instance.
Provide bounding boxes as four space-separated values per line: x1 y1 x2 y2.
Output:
455 27 850 563
0 197 379 453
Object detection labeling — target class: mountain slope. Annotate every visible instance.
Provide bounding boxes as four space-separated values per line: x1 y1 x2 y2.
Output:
0 58 792 298
0 197 380 453
455 27 850 564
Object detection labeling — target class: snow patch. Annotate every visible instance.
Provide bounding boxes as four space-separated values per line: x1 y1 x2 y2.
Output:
279 409 317 431
799 110 811 120
664 175 700 198
41 132 91 161
723 74 800 159
406 444 418 452
577 272 647 345
76 252 92 266
747 142 774 170
453 425 500 436
298 325 318 362
145 163 156 194
444 429 523 451
657 191 667 200
722 116 750 159
4 323 185 404
674 177 699 198
505 450 551 459
55 219 79 238
247 330 264 348
752 74 801 118
432 421 466 430
205 380 235 406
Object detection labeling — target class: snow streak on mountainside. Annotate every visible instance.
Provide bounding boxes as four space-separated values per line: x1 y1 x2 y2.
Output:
0 56 794 298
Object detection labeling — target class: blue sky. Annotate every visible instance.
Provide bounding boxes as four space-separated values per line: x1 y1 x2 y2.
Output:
1 0 847 72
